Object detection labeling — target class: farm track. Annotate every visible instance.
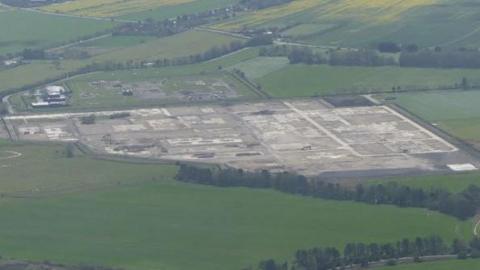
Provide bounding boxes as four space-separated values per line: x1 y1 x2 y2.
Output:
196 26 250 39
439 24 480 48
46 33 112 53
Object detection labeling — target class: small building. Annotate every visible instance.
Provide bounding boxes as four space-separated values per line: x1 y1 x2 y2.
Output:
45 86 67 102
31 85 68 108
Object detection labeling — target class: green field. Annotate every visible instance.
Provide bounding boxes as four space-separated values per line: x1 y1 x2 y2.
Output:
0 140 475 270
93 29 242 62
255 64 480 97
228 56 289 79
0 60 85 92
376 259 480 270
0 10 115 55
0 140 177 195
384 90 480 146
79 35 159 49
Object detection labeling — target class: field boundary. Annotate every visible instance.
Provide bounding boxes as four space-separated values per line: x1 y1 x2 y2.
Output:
389 103 480 161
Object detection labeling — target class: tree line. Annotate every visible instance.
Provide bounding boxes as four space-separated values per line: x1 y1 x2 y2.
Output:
399 50 480 69
261 45 480 69
175 165 480 220
248 236 480 270
261 46 396 67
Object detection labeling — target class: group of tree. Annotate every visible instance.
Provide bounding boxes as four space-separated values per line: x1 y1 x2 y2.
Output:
248 236 480 270
399 49 480 69
329 49 396 66
21 49 46 60
261 46 396 66
175 165 480 220
376 42 418 53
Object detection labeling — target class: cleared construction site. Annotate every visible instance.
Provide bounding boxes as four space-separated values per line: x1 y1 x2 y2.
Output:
1 99 477 176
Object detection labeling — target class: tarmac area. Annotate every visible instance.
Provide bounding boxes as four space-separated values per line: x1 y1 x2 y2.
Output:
2 99 478 177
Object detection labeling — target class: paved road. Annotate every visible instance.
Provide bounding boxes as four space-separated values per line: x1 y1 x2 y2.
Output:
1 95 14 115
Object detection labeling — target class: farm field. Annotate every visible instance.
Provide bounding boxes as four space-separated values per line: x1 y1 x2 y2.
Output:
40 0 236 19
0 140 474 270
0 140 177 196
255 64 480 97
214 0 480 48
228 56 289 79
92 29 242 62
376 259 480 270
0 60 85 93
40 0 194 17
78 35 159 49
384 90 480 147
120 0 237 20
0 10 115 55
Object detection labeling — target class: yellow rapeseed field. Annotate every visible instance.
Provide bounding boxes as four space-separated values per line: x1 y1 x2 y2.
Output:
41 0 194 17
215 0 436 30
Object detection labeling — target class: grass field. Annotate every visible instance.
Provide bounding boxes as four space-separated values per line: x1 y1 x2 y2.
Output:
376 259 480 270
0 140 177 196
0 60 85 92
228 56 289 79
0 140 475 270
0 10 115 55
384 90 480 146
255 64 480 97
78 35 159 49
92 29 242 62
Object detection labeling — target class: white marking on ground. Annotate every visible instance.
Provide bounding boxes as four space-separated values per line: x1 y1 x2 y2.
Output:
0 151 22 160
383 106 458 152
474 218 480 236
283 101 361 156
448 163 478 172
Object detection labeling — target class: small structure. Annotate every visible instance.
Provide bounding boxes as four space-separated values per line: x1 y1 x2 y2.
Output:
31 85 68 108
